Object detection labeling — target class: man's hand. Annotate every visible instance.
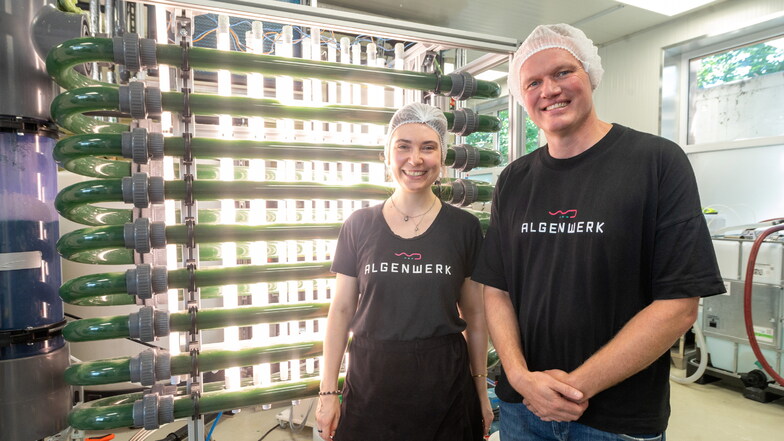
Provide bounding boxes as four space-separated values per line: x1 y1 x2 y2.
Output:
511 369 588 422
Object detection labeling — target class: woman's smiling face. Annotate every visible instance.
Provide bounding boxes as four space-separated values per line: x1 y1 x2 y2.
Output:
387 123 442 194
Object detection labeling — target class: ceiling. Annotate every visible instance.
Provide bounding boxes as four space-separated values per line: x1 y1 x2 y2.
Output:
317 0 727 47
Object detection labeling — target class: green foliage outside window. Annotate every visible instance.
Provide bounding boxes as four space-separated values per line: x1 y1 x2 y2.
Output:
695 36 784 89
464 109 540 164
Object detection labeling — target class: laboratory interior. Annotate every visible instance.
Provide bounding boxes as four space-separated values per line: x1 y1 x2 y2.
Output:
1 0 783 440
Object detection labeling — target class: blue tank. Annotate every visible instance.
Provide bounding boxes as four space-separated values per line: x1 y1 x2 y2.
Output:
0 131 63 359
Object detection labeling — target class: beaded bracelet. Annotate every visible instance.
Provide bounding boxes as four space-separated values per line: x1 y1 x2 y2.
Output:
318 390 343 396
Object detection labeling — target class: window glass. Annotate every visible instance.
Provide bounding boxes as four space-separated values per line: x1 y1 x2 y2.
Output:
687 35 784 144
464 109 539 165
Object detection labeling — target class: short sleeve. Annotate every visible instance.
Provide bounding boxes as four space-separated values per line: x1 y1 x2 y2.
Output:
651 143 725 299
463 214 484 278
471 169 510 291
330 213 359 277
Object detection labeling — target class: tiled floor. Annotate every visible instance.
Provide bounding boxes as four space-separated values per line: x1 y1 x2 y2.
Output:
79 371 784 441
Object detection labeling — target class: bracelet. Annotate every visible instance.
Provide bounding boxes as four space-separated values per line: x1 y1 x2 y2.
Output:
318 390 343 396
472 373 487 378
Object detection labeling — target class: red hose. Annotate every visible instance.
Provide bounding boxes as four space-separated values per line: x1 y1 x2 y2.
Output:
743 223 784 386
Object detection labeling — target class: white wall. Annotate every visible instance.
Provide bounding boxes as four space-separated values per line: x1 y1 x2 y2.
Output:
595 0 784 134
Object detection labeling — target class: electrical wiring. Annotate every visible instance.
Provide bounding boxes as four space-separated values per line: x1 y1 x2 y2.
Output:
256 423 279 441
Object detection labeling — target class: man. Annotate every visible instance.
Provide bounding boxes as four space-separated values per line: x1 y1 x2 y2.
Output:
472 24 725 440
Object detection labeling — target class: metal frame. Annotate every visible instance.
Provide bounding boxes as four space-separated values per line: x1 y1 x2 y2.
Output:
143 0 519 53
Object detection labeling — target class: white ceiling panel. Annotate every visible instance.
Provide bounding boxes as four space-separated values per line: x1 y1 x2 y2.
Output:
318 0 727 47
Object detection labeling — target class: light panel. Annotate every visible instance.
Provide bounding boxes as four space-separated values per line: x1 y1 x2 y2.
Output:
616 0 717 16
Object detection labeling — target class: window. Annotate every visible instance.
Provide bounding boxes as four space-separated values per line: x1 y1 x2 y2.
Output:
464 104 540 166
687 34 784 144
661 18 784 226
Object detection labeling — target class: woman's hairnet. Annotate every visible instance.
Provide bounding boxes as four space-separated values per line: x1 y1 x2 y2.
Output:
508 23 604 106
385 102 448 163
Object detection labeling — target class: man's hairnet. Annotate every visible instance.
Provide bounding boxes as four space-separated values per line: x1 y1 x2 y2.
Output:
508 23 604 106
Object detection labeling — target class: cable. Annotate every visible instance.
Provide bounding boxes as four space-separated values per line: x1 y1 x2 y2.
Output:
287 399 315 433
257 423 280 441
205 411 222 441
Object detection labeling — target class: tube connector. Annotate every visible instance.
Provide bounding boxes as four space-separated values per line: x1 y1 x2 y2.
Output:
113 33 158 72
128 306 170 342
122 173 166 208
448 179 480 207
124 218 167 254
133 392 174 430
447 72 477 101
129 348 172 386
451 108 479 136
121 129 165 164
152 266 169 294
127 264 151 299
127 264 169 299
450 144 481 172
119 83 163 120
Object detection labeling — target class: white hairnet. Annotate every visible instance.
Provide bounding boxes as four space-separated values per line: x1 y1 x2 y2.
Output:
508 23 604 106
385 102 448 163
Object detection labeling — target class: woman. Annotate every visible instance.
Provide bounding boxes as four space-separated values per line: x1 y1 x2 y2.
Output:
316 102 493 441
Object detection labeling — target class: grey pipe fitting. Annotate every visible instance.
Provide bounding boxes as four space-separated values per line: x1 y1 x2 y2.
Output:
149 132 165 160
458 178 479 206
139 38 158 69
113 33 158 72
127 264 152 299
446 179 480 207
122 173 166 208
449 179 465 206
447 71 477 101
450 144 481 172
133 393 174 430
119 83 163 119
122 173 149 207
450 108 479 136
124 218 167 254
129 349 172 386
152 266 169 294
121 128 151 164
129 348 154 385
32 4 89 62
128 306 170 342
126 264 168 299
124 217 151 253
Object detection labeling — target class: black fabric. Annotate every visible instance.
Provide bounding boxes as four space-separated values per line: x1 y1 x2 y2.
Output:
334 333 484 441
472 124 725 434
331 202 483 340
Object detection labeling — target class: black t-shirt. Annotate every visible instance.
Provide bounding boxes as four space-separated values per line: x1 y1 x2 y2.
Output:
332 202 483 341
472 124 725 434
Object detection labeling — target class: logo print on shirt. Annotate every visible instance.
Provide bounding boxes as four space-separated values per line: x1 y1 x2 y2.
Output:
394 252 422 260
549 209 578 219
520 209 605 234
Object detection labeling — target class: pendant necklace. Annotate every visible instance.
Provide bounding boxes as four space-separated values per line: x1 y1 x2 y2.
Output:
389 195 438 233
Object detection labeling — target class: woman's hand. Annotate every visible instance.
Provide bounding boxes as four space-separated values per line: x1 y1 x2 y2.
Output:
315 395 341 440
479 392 494 435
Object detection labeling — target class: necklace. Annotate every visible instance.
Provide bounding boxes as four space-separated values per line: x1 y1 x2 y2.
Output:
389 195 438 234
